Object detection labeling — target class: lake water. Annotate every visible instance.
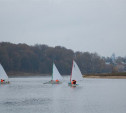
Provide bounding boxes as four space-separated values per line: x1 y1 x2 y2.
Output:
0 76 126 113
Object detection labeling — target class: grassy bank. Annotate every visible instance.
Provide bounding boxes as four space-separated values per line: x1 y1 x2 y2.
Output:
84 72 126 79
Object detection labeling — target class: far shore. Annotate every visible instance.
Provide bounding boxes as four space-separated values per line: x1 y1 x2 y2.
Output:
84 75 126 79
83 72 126 79
7 72 126 79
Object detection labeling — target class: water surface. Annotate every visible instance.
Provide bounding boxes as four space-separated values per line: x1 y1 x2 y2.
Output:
0 76 126 113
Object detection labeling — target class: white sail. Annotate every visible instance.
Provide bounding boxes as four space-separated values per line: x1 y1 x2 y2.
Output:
71 60 82 81
52 63 63 81
0 64 8 79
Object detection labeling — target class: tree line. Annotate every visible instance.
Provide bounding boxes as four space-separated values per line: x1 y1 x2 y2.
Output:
0 42 126 75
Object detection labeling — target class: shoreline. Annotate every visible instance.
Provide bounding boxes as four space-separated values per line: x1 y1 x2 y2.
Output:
84 75 126 79
83 72 126 79
7 72 126 79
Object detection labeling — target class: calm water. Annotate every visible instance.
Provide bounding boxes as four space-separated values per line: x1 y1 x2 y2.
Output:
0 76 126 113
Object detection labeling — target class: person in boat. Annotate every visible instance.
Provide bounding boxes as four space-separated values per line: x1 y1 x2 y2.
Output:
1 79 5 83
71 80 76 85
55 79 59 82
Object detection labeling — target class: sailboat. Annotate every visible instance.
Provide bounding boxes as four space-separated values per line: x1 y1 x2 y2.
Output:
0 64 10 84
44 62 63 84
68 60 82 86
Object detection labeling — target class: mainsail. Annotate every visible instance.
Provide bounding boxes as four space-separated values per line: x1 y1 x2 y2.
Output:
70 60 82 82
52 63 63 81
0 64 8 79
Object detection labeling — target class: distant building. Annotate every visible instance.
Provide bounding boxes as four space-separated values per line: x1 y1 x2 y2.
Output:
116 64 125 72
111 53 116 65
121 62 126 65
105 62 111 65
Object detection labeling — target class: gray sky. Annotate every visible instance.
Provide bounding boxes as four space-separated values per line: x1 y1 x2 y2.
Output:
0 0 126 57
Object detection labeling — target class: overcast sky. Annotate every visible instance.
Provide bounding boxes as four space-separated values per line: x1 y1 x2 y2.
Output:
0 0 126 57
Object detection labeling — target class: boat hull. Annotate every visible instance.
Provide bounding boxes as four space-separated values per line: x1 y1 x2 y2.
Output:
44 80 62 84
68 82 78 87
0 81 10 84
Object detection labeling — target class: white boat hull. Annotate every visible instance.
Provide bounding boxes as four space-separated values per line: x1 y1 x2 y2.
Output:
44 80 62 84
0 81 10 84
68 82 78 87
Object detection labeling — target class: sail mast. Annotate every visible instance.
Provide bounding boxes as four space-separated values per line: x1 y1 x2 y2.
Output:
70 60 74 82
